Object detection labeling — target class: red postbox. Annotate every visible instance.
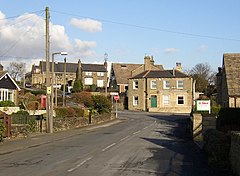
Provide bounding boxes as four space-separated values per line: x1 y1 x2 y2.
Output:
40 95 46 109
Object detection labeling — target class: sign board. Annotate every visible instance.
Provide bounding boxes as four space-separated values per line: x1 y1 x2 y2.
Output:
47 86 51 94
196 100 211 113
114 95 119 101
110 92 119 96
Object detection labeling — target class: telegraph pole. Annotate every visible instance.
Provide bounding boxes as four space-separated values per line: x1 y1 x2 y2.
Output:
45 7 52 133
63 57 66 107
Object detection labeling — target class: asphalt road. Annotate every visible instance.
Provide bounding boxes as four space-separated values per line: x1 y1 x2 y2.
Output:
0 111 216 176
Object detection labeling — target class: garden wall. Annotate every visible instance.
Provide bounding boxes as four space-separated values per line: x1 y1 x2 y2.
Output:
230 132 240 176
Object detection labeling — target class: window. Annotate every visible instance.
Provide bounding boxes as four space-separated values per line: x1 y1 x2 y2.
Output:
97 72 104 76
163 95 170 105
133 96 138 106
84 78 93 85
133 80 138 89
85 72 92 76
97 80 104 87
151 80 157 89
177 80 184 89
163 80 170 89
177 96 184 105
0 89 11 101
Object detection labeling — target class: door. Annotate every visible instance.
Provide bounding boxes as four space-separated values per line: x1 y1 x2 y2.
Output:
151 95 157 108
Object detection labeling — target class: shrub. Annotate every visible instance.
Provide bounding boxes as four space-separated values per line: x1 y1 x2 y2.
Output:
12 110 30 124
30 90 46 95
0 120 5 142
72 107 84 117
92 95 112 114
55 107 76 118
26 101 40 110
72 80 83 93
0 100 15 107
72 92 94 108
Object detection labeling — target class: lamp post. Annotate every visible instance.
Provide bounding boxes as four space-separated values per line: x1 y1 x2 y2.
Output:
50 51 67 133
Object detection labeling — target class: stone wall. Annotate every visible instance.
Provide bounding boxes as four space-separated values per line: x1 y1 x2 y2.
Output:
230 132 240 176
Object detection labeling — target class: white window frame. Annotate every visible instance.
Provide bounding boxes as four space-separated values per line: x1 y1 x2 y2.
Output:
84 78 93 85
177 80 184 89
97 80 104 87
151 80 157 89
97 72 105 77
133 96 138 106
163 80 170 89
163 95 170 105
177 95 185 105
133 80 138 89
0 88 13 102
85 72 92 76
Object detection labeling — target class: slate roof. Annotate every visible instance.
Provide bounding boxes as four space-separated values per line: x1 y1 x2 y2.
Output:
40 61 106 73
0 71 20 90
223 53 240 96
130 70 190 79
112 63 142 85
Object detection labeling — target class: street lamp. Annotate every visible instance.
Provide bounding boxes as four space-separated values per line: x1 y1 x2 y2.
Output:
49 51 67 133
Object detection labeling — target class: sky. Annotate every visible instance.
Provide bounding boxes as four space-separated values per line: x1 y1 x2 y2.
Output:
0 0 240 72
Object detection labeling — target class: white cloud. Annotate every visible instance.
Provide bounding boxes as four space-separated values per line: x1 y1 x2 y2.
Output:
70 18 102 32
164 48 179 54
196 44 208 53
0 12 97 71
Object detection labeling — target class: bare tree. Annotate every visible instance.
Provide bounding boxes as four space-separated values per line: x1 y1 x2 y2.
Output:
7 62 26 82
188 63 216 93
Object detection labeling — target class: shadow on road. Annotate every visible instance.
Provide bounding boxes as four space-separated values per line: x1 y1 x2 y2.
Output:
141 114 218 176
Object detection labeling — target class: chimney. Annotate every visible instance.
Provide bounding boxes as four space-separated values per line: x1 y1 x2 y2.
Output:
176 62 182 72
144 55 154 71
0 64 3 71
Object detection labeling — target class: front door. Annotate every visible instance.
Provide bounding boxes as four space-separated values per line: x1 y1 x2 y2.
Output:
151 95 157 108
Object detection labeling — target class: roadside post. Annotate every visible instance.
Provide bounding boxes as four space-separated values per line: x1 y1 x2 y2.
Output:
114 95 119 118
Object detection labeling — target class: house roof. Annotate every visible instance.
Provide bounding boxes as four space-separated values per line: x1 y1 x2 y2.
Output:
112 63 142 84
223 53 240 96
130 70 190 79
40 61 106 73
0 71 21 90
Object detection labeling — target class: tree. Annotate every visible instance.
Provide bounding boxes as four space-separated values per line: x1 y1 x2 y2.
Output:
7 62 26 82
72 80 83 93
188 63 216 93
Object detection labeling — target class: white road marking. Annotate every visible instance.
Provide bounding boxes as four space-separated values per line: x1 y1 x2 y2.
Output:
102 143 116 152
67 157 93 172
133 130 141 135
119 136 130 142
143 126 148 130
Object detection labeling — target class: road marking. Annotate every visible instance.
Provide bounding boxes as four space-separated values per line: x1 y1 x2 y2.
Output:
143 126 148 130
119 136 129 142
133 130 141 135
67 157 93 172
102 143 116 152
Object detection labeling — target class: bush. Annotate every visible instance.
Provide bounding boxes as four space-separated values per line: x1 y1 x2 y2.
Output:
72 107 84 117
72 92 94 108
92 95 112 114
26 101 40 110
0 120 5 142
12 110 30 124
72 80 83 93
30 90 46 95
0 100 15 107
55 107 76 118
216 108 240 132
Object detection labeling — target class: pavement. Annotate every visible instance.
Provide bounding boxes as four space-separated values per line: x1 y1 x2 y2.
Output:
0 118 121 155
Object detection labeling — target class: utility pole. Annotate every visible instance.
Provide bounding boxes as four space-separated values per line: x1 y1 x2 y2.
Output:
63 57 66 107
104 53 108 97
45 7 52 133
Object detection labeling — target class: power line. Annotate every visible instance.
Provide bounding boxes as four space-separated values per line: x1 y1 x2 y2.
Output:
0 10 44 20
51 10 240 42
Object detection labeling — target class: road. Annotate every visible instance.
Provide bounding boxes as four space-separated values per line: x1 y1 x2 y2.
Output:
0 111 216 176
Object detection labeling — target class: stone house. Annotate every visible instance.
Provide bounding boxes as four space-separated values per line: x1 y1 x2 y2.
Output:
26 60 108 90
109 56 163 93
216 53 240 108
128 58 193 113
0 64 20 105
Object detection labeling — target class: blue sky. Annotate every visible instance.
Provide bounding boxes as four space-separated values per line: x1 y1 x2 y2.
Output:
1 0 240 71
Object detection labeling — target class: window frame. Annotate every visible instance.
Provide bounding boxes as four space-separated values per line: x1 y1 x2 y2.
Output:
85 72 92 76
97 79 104 87
84 77 93 85
133 80 138 89
177 80 184 89
163 95 170 105
97 72 105 77
163 80 170 89
151 80 157 89
133 96 138 106
177 95 184 105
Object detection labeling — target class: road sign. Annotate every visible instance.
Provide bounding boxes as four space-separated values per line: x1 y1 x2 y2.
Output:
114 95 119 101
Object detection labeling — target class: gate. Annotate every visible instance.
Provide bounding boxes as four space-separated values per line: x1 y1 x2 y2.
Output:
0 111 12 137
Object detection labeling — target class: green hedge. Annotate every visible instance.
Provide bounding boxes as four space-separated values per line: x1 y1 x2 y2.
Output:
0 100 15 107
0 120 5 142
55 107 84 118
216 108 240 132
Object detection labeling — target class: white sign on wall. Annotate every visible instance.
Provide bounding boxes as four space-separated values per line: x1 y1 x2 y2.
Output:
196 100 211 114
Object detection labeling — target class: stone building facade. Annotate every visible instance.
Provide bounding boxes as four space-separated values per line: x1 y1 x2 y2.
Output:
216 53 240 108
127 57 193 113
26 60 108 90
